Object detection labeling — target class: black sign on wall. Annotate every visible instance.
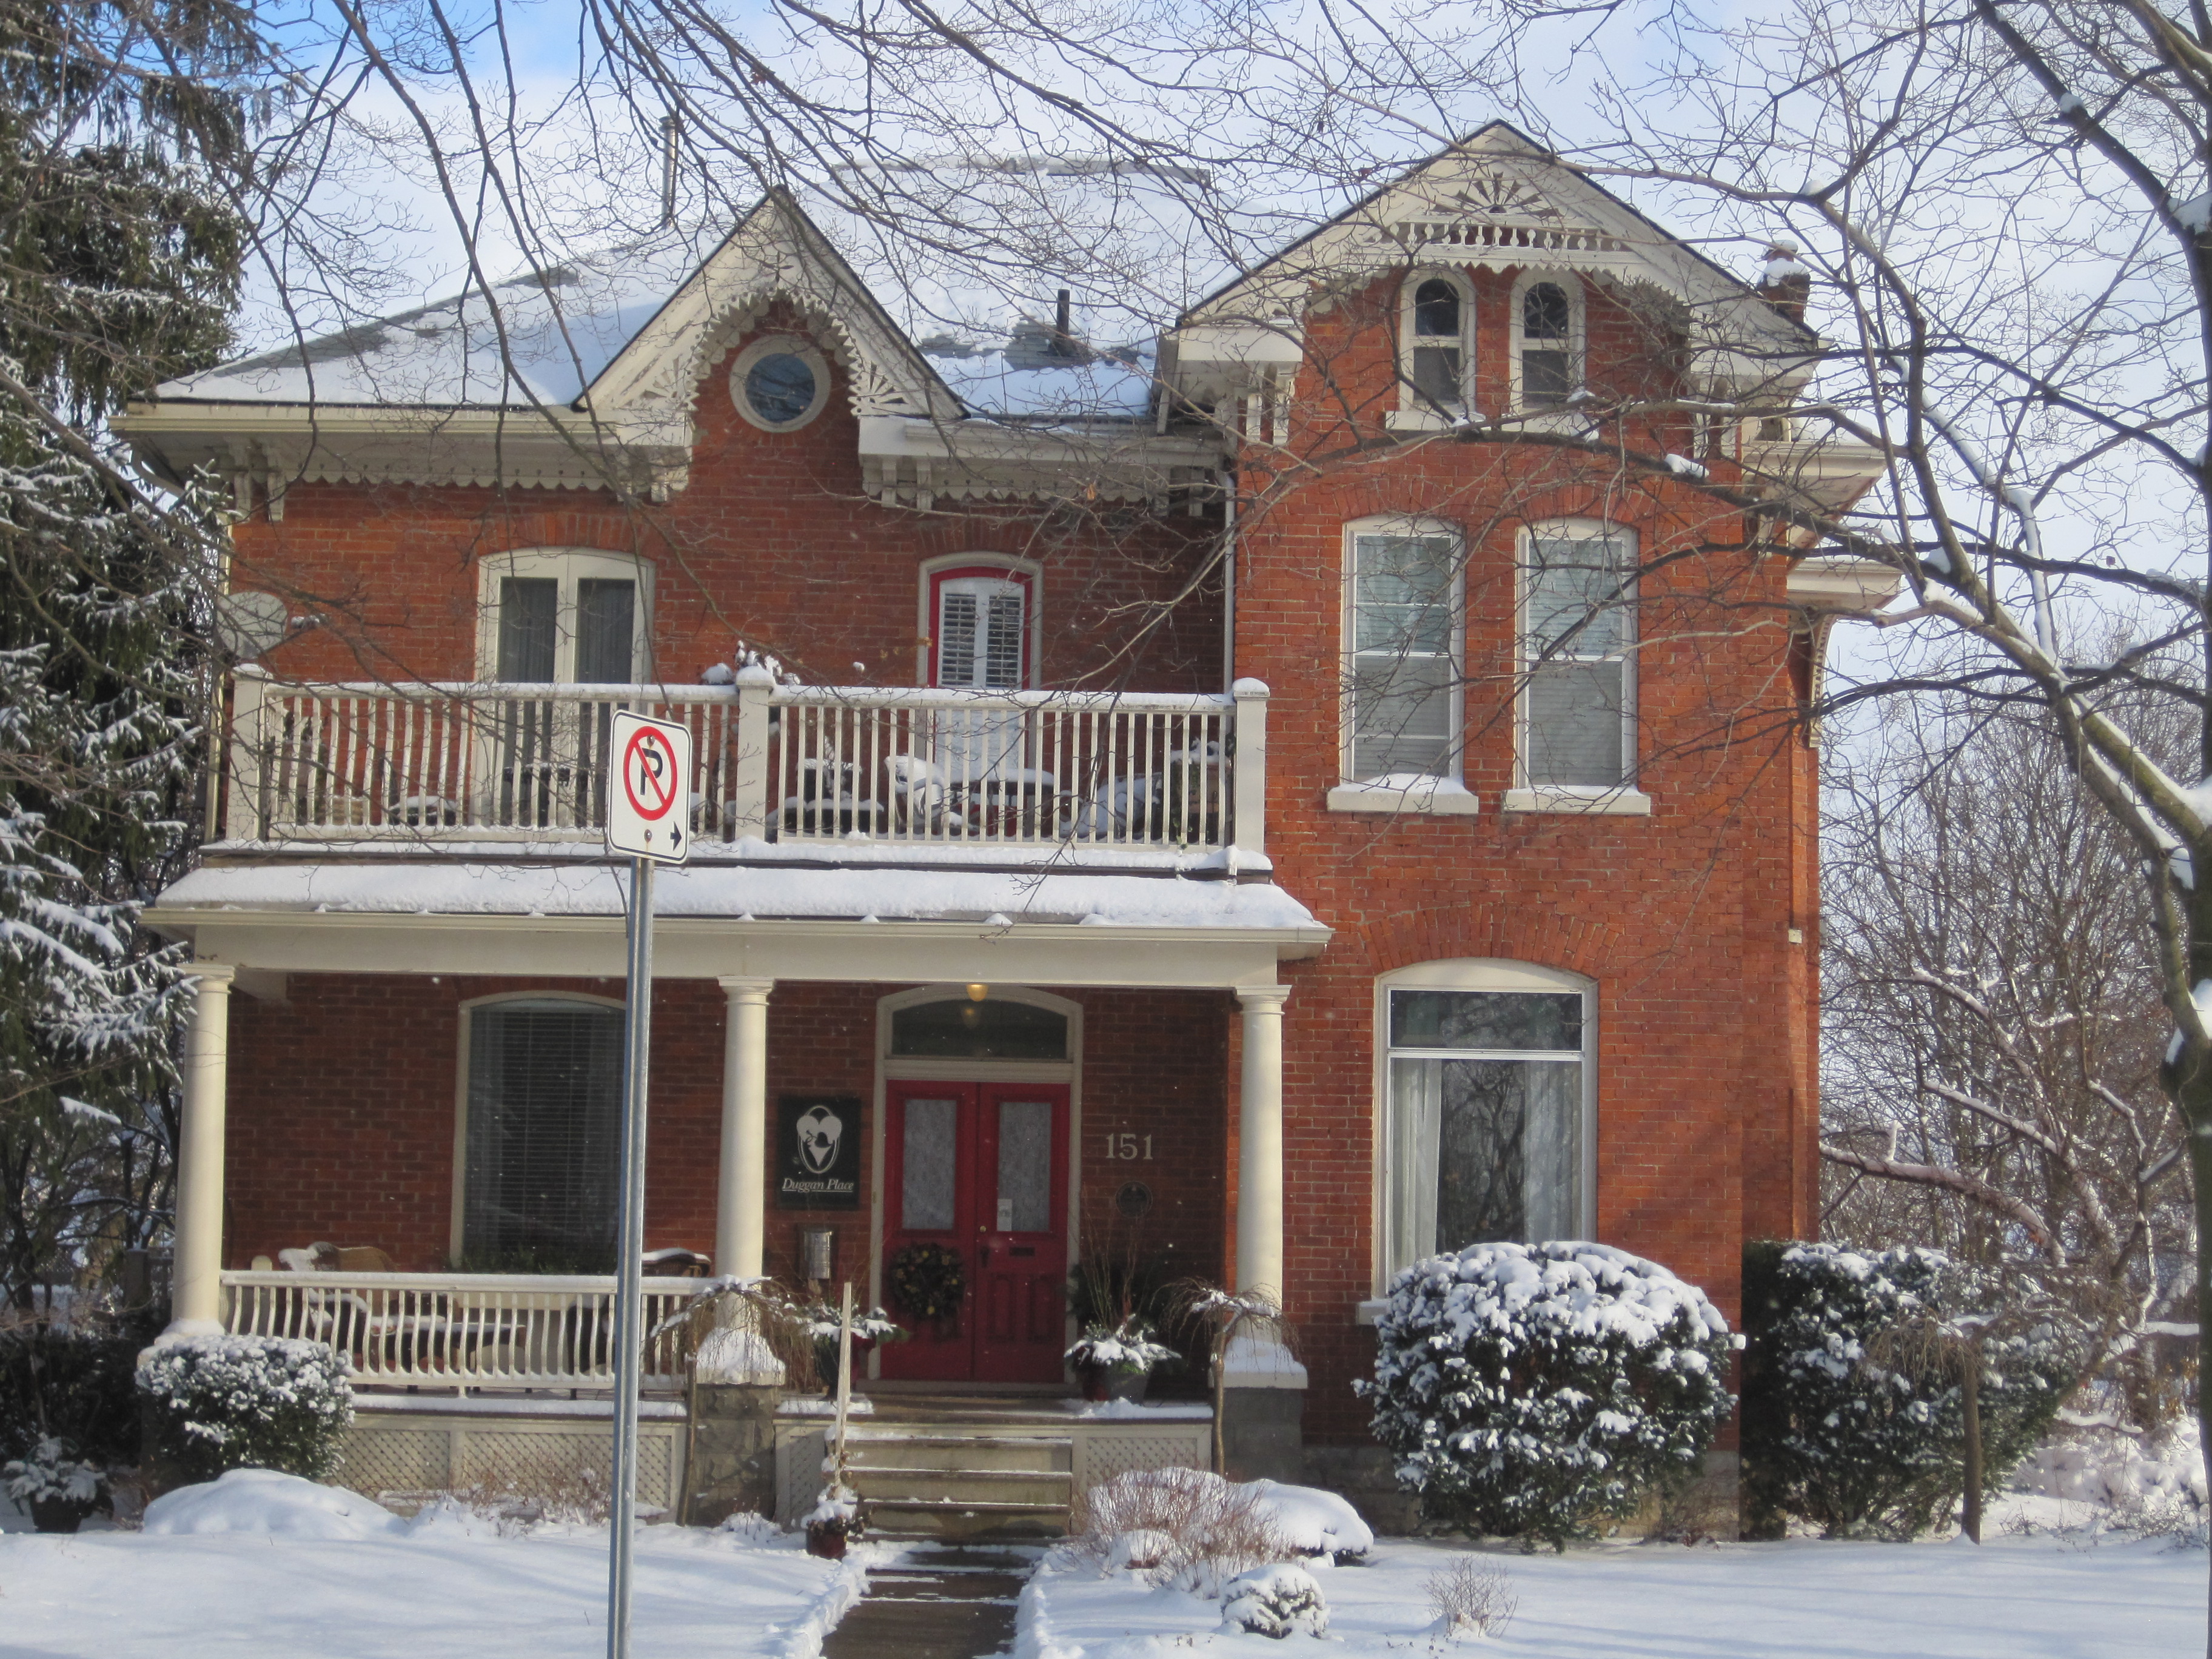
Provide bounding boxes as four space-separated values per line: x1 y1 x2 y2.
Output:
776 1094 862 1209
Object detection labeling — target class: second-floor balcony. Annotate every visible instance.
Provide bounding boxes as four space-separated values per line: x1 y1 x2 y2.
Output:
213 667 1269 868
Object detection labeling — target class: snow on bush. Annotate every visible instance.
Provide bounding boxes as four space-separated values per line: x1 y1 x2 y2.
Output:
2017 1409 2207 1537
1740 1242 2076 1538
3 1435 104 1504
1219 1563 1329 1639
1355 1241 1737 1547
1243 1478 1373 1558
136 1334 353 1484
142 1469 405 1539
1426 1557 1518 1641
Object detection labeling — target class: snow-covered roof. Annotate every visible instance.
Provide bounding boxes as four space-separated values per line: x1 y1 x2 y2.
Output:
154 860 1322 932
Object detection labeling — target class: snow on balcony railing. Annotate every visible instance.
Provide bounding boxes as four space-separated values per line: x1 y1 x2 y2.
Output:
217 668 1265 857
218 1270 699 1392
768 684 1235 852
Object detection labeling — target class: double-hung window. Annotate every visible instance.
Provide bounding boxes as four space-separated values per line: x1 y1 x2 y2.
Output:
1379 963 1593 1281
1512 275 1582 412
1344 522 1460 786
1520 523 1635 792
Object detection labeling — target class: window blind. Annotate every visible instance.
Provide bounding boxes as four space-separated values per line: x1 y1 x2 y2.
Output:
464 1002 624 1269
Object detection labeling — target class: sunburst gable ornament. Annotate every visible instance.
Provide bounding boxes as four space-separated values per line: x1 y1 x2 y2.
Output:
1449 169 1560 221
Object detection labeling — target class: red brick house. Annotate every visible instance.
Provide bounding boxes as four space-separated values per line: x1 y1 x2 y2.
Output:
117 124 1886 1523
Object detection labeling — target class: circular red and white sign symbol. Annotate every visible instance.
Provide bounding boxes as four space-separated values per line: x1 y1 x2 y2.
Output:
623 725 680 822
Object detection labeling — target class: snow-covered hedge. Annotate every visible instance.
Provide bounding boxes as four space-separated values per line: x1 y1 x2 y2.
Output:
136 1335 353 1484
1739 1241 2076 1538
1355 1241 1737 1547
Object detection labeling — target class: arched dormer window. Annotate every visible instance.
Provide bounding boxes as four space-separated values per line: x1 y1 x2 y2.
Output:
1512 275 1583 411
1400 272 1472 418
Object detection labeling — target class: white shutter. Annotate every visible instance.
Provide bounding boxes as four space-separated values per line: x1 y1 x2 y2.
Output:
936 577 1027 688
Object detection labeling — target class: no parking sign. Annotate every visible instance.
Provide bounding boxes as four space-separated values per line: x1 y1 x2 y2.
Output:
605 710 692 864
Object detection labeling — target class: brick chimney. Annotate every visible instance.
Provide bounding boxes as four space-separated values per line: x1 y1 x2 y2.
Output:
1756 241 1812 323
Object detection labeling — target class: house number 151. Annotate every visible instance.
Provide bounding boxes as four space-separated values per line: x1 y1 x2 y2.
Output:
1104 1133 1153 1161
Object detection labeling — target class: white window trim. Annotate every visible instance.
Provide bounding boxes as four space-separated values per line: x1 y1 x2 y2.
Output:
1513 518 1641 808
448 990 627 1261
1507 270 1586 420
1367 959 1599 1301
1386 269 1476 431
916 554 1043 689
729 333 832 432
1338 515 1465 804
475 548 654 684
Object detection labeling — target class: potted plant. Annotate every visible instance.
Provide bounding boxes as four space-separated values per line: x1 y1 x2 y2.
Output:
4 1437 106 1533
802 1302 907 1392
1067 1318 1181 1403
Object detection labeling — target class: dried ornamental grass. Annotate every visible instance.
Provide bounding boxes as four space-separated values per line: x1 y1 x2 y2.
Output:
1426 1557 1517 1641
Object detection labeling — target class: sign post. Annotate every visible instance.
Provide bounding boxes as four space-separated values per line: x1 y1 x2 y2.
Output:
604 711 691 1659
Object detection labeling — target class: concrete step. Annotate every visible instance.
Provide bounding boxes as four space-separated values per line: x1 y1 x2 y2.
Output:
853 1467 1073 1507
863 1495 1071 1543
846 1433 1071 1473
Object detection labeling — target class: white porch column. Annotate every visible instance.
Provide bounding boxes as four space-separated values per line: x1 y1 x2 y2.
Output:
168 964 236 1336
1235 984 1292 1302
716 977 774 1279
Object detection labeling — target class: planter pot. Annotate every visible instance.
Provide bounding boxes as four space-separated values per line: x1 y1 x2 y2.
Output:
1079 1362 1108 1403
814 1335 877 1393
1104 1368 1150 1404
805 1517 850 1560
28 1495 98 1535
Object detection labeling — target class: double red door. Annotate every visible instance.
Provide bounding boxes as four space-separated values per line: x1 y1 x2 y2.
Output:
879 1081 1069 1383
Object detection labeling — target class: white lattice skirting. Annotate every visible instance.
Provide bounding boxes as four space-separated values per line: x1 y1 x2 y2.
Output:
337 1399 686 1517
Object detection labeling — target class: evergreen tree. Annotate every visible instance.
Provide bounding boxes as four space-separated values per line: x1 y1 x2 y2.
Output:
0 0 265 1309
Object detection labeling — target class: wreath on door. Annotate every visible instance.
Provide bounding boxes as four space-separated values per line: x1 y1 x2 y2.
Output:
887 1242 967 1323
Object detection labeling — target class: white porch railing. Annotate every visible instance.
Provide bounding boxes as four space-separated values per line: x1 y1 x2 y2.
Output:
217 668 1268 858
218 1270 699 1391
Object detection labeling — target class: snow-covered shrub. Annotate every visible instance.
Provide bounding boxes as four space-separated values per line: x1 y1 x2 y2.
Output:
1739 1241 2076 1538
2016 1409 2207 1539
1070 1467 1289 1591
1425 1557 1517 1641
1355 1241 1737 1547
4 1435 105 1505
136 1335 352 1484
1219 1563 1329 1638
141 1468 403 1538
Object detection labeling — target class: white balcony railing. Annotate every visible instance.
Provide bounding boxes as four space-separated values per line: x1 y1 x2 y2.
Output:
217 668 1268 859
219 1270 699 1391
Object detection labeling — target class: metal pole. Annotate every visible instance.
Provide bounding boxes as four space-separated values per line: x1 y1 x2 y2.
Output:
609 856 654 1659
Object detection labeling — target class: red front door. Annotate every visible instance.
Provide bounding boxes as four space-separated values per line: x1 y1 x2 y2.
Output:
879 1081 1069 1384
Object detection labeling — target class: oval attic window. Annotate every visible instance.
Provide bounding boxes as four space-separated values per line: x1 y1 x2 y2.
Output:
730 338 829 431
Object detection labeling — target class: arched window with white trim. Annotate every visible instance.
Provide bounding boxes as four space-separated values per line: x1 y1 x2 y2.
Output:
1401 272 1472 417
1377 960 1595 1281
1511 274 1583 412
924 560 1037 690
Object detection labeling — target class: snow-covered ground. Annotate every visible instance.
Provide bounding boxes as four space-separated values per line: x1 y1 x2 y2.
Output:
0 1473 880 1659
1020 1520 2202 1658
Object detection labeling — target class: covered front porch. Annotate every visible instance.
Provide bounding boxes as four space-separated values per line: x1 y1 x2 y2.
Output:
150 857 1325 1521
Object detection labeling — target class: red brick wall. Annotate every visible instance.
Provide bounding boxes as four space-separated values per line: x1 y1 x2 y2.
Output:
1230 264 1818 1440
227 312 1222 697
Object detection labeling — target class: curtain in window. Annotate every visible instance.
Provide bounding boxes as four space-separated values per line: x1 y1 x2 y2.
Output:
1524 534 1631 786
574 579 635 683
463 1003 624 1269
1383 987 1584 1277
1350 532 1457 781
496 578 558 682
